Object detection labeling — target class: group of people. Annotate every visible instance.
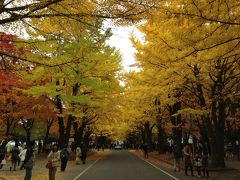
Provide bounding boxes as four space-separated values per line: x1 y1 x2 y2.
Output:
0 141 29 172
0 140 36 180
0 140 89 180
173 142 210 178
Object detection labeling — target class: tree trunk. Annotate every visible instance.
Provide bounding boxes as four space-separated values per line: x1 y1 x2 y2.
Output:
5 117 11 137
26 129 31 146
56 94 65 148
73 121 79 149
73 121 86 148
140 128 145 144
56 81 80 149
157 123 165 153
23 120 34 146
193 64 227 168
83 128 92 147
170 101 182 148
78 124 85 146
209 99 225 168
210 134 225 167
64 83 79 148
64 115 74 147
155 97 165 153
5 116 14 137
144 121 153 151
43 119 53 152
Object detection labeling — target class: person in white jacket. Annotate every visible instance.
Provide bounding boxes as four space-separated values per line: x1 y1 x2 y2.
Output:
19 146 27 170
48 144 60 180
75 147 81 165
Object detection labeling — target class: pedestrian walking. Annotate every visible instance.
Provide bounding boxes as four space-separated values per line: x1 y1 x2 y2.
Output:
48 144 60 180
142 143 149 159
0 141 7 169
19 145 27 170
75 146 81 165
97 144 100 151
194 152 202 177
60 145 69 171
10 143 20 171
17 144 23 166
38 139 42 154
183 144 194 176
23 141 35 180
172 144 181 172
81 143 88 164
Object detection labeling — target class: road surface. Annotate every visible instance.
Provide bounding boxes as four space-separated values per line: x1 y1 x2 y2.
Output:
68 150 196 180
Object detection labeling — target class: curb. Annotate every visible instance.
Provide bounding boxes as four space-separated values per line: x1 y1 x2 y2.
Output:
150 155 237 172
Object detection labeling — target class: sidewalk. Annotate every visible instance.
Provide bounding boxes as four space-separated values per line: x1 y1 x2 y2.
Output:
132 150 240 180
0 150 103 180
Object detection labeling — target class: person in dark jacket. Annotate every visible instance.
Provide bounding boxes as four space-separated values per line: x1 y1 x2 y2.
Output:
81 144 88 164
10 143 20 171
0 141 7 169
173 144 181 172
60 145 69 171
142 144 149 159
38 139 42 154
23 141 35 180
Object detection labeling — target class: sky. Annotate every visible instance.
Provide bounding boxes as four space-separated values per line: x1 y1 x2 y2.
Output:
1 19 141 72
106 25 142 72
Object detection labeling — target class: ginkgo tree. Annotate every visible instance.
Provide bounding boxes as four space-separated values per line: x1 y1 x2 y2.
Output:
17 15 123 148
129 0 240 168
121 70 170 152
0 0 156 65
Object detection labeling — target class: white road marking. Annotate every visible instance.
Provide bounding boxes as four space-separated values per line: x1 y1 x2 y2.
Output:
73 157 102 180
139 157 179 180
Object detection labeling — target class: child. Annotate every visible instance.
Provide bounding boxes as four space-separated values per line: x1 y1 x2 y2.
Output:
194 152 202 178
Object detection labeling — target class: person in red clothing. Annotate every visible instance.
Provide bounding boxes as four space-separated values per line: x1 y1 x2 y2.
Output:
183 144 194 176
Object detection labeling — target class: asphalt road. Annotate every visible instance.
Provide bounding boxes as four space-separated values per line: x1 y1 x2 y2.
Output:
71 150 196 180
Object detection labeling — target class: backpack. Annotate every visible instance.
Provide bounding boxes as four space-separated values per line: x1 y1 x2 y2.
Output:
61 149 68 159
0 147 6 155
173 146 181 158
12 147 20 159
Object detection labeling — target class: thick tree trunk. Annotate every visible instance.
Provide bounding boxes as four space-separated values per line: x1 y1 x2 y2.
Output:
56 94 65 148
64 115 74 147
144 121 153 151
43 119 53 151
56 81 79 149
209 99 226 167
78 124 85 146
64 83 79 147
5 117 11 137
140 128 146 144
193 64 227 168
157 123 165 153
26 130 31 146
5 116 15 137
210 134 225 167
73 122 79 149
73 121 86 148
83 128 92 147
24 120 34 146
155 97 165 153
170 101 182 148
